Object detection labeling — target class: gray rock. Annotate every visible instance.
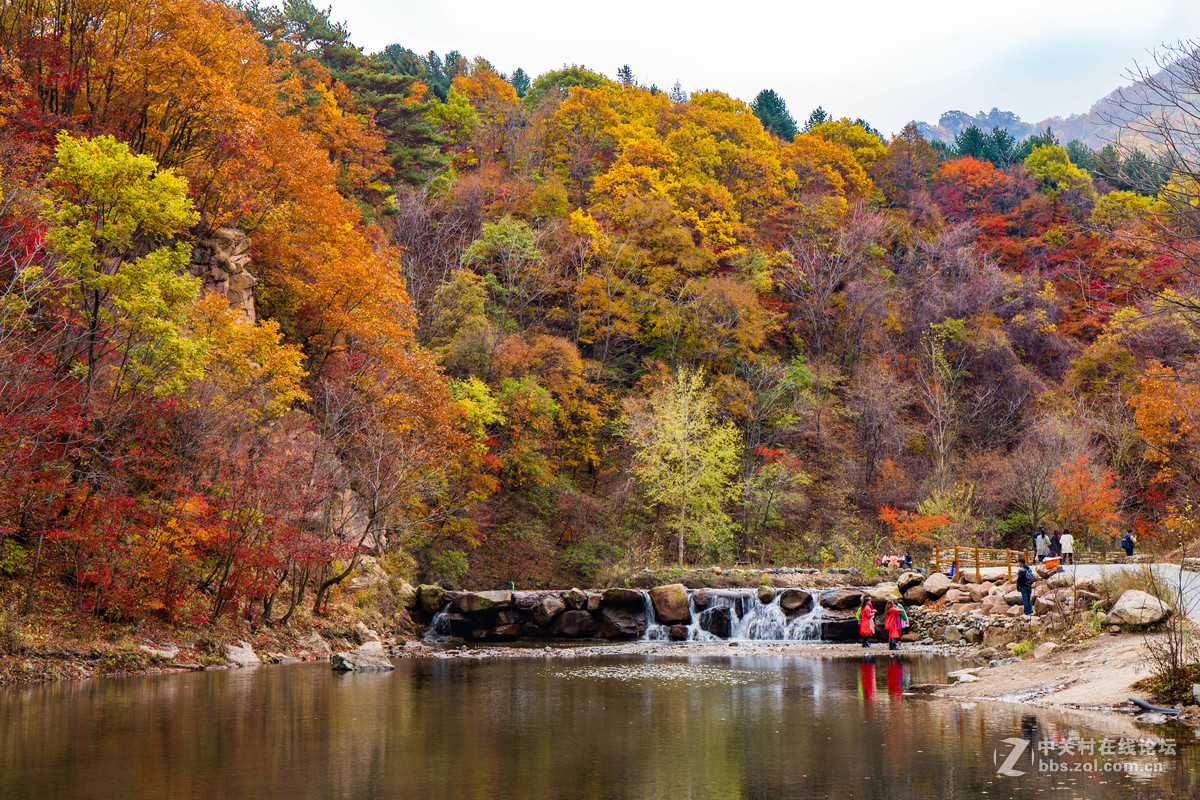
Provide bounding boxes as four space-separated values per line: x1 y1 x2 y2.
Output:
226 641 262 668
963 628 983 644
757 585 775 604
600 606 647 639
903 585 929 605
396 581 418 609
533 595 567 626
866 583 901 605
922 573 954 598
139 644 179 660
331 640 395 671
698 605 733 639
452 590 513 614
353 622 382 644
942 625 962 644
548 610 599 638
897 571 924 592
564 588 588 610
417 584 445 615
299 633 331 655
601 588 645 606
820 588 865 610
1133 713 1169 725
779 589 814 614
1105 590 1174 627
649 584 691 623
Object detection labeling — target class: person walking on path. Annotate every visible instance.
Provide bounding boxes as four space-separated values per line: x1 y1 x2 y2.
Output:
1121 530 1136 557
1035 529 1050 562
1016 556 1035 616
856 596 875 648
1059 528 1074 565
1050 532 1062 558
884 600 904 651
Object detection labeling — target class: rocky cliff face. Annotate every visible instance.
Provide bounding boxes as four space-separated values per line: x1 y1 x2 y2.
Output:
190 228 257 322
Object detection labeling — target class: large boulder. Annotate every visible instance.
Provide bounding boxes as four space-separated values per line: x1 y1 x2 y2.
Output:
943 588 970 605
1104 590 1174 627
1003 590 1023 606
299 633 331 656
331 640 395 671
698 606 733 639
865 583 901 606
779 589 814 614
757 585 776 604
452 590 513 614
649 584 691 624
226 641 262 668
922 573 954 598
602 588 645 607
533 595 567 626
417 584 445 615
897 571 924 592
979 595 1008 616
600 606 647 639
564 588 588 610
692 589 715 611
353 622 382 644
820 588 865 610
902 585 929 605
396 581 418 610
960 566 1014 584
819 609 862 642
548 610 599 638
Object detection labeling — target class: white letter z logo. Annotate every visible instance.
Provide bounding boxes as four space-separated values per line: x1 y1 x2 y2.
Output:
995 737 1028 777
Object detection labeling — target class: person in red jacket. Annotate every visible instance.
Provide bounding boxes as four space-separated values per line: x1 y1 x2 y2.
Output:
856 596 875 647
884 600 904 651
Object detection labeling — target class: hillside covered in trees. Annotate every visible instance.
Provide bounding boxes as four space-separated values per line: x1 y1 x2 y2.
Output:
2 0 1200 631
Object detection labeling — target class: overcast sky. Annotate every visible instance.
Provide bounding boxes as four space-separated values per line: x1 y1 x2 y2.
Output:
324 0 1200 135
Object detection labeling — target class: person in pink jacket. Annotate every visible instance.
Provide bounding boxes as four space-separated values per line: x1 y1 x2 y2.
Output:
856 596 875 647
884 600 904 651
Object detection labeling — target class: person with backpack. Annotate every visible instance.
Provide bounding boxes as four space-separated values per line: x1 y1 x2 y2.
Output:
856 596 876 648
1120 530 1136 557
1016 556 1035 616
884 600 904 651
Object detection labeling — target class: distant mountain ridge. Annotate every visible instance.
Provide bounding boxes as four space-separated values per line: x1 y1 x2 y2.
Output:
910 55 1194 147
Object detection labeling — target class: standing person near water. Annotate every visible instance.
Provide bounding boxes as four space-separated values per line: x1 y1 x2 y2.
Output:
1060 528 1075 565
1016 557 1035 616
856 596 875 648
884 600 903 651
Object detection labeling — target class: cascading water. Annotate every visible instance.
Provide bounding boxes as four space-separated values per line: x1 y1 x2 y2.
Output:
642 588 826 642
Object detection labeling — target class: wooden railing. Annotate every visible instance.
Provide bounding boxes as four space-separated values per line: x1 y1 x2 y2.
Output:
933 546 1031 583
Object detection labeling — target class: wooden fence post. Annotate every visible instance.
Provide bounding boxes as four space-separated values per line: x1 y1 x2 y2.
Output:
974 548 981 583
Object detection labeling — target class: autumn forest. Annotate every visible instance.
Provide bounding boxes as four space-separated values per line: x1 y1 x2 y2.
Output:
2 0 1200 628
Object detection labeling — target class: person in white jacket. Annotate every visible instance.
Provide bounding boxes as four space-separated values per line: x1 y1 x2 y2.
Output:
1059 528 1075 565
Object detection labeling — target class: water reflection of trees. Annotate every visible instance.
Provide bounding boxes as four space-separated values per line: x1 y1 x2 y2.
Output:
0 658 1195 799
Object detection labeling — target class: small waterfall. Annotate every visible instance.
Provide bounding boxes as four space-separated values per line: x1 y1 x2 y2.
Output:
640 589 826 642
424 604 455 642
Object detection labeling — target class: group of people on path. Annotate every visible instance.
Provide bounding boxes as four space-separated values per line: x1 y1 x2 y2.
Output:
1032 525 1075 564
855 597 909 650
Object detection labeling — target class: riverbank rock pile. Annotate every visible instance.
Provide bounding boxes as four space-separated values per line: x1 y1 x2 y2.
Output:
412 583 887 643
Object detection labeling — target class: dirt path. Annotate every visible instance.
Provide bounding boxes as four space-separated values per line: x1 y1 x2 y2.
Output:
934 631 1170 710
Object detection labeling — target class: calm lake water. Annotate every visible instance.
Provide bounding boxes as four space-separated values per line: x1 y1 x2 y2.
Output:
1 651 1196 799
